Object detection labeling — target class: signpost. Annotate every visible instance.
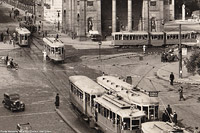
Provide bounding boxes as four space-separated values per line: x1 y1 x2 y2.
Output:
148 91 159 97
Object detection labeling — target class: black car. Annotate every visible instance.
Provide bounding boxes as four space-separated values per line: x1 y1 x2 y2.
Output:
2 93 25 112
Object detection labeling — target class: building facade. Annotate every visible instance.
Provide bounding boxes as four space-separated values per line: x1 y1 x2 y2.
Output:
62 0 174 39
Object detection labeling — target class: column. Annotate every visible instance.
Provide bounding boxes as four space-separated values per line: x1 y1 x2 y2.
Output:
128 0 132 31
97 0 101 34
182 4 185 21
112 0 116 33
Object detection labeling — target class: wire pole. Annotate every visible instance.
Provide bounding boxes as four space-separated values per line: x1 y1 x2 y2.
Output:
179 24 182 78
147 0 150 45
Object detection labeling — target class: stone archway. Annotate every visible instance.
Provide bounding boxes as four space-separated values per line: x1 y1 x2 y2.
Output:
87 17 93 32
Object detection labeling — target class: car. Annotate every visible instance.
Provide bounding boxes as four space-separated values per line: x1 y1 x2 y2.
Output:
90 34 102 42
17 123 32 133
2 93 25 112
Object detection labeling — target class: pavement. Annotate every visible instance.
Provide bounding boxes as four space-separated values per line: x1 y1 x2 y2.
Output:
2 2 200 133
157 61 200 85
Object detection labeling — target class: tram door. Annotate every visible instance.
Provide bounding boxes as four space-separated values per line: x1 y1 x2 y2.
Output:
117 115 121 133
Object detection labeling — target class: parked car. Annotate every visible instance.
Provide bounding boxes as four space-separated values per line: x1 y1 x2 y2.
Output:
90 34 102 42
17 123 32 133
2 93 25 112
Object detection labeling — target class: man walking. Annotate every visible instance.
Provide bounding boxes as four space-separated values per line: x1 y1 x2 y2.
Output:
170 72 175 85
179 86 185 101
55 93 60 109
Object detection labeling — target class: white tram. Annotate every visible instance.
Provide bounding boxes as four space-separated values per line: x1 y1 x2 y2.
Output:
43 37 65 62
94 93 146 133
141 121 190 133
15 27 31 46
69 75 106 124
97 76 159 120
111 31 197 47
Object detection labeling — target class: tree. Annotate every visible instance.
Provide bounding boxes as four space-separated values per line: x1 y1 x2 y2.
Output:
185 50 200 75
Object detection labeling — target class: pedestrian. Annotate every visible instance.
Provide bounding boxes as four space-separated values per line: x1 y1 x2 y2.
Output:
162 110 168 122
9 11 12 18
5 55 8 65
194 127 199 133
172 111 178 125
170 72 175 85
166 104 172 122
178 86 185 101
143 45 146 54
56 34 59 40
55 93 60 109
6 28 9 35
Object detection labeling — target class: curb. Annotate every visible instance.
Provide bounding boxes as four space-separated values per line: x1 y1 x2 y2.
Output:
55 109 82 133
156 68 200 85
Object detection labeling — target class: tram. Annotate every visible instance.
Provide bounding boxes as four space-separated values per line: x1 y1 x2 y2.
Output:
97 75 160 120
69 75 146 133
111 31 198 47
94 93 146 133
43 37 65 62
141 121 190 133
15 27 31 46
69 75 106 125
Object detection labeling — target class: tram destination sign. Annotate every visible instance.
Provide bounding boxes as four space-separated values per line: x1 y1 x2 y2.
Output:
148 91 159 97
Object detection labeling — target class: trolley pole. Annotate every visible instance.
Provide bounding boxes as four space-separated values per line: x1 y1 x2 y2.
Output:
98 41 102 61
147 0 150 45
179 24 182 78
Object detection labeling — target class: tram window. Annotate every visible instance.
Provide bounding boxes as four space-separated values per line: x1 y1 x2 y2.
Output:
137 105 141 110
51 47 54 54
119 35 122 40
97 104 101 113
133 35 135 40
155 105 159 118
91 95 95 107
115 35 118 40
143 106 148 116
25 35 28 40
70 84 74 92
109 110 113 119
123 35 127 40
130 35 133 40
55 47 58 53
85 93 90 105
123 118 130 130
80 93 83 99
167 35 170 39
144 35 147 40
113 112 116 124
104 107 107 117
132 120 139 130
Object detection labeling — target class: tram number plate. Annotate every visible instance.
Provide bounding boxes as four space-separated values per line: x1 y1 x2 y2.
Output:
149 91 159 97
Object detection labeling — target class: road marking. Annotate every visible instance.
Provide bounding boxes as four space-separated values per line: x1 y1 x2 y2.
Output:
0 111 56 118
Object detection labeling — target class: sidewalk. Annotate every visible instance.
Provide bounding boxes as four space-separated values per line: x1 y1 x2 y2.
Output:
55 102 97 133
157 62 200 85
0 41 20 50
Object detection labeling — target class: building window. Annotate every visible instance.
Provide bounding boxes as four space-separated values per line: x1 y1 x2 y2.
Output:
150 1 156 6
64 0 66 3
169 0 172 4
64 10 66 17
77 1 80 5
164 0 168 5
87 1 93 6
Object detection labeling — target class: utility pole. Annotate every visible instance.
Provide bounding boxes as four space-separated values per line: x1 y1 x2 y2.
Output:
179 24 182 78
147 0 150 45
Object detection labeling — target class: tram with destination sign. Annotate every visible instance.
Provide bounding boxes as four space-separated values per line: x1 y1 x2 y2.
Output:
69 75 146 133
141 121 190 133
97 75 160 120
43 37 65 62
111 31 198 48
15 27 31 46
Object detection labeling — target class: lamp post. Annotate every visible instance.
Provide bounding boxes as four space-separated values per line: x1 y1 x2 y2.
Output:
77 13 80 37
98 41 102 61
57 10 60 31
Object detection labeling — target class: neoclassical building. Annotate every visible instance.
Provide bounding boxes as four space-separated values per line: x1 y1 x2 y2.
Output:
62 0 174 39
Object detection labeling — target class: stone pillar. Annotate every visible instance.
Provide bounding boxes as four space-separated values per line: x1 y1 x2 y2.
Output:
128 0 132 31
68 0 72 32
97 0 101 34
112 0 116 33
182 4 185 20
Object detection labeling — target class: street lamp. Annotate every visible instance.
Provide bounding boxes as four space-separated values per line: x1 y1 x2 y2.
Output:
57 10 60 31
98 41 102 61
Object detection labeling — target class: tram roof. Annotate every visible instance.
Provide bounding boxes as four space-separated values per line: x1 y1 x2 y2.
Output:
15 27 31 35
117 89 159 105
95 94 145 118
112 31 148 35
141 121 190 133
97 76 159 104
69 75 106 95
150 32 164 35
43 37 65 47
97 76 134 92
